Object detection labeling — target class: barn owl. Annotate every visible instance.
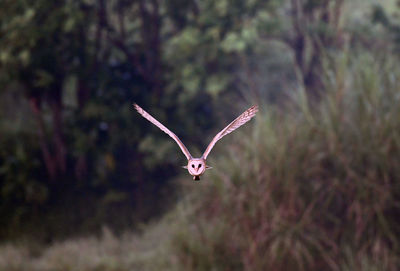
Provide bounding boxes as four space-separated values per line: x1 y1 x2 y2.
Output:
134 103 258 181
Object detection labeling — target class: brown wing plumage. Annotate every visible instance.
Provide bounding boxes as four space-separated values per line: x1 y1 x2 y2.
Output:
202 105 258 160
133 104 192 160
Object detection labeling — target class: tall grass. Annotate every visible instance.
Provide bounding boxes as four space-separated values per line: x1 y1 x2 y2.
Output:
169 52 400 271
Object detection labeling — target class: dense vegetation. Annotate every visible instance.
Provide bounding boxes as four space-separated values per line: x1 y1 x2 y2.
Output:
0 0 400 270
169 53 400 270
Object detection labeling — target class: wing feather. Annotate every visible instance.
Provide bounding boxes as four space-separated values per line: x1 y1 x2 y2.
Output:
202 105 258 160
134 104 192 160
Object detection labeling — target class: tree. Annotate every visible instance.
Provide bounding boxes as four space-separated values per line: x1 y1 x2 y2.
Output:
0 0 238 238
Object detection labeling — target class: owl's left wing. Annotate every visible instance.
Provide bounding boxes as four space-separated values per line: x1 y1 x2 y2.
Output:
202 105 258 160
134 104 193 160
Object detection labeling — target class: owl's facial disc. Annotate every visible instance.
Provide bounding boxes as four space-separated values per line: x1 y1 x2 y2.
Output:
187 159 206 176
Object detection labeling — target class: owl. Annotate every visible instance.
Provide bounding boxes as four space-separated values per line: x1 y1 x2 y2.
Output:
134 103 258 181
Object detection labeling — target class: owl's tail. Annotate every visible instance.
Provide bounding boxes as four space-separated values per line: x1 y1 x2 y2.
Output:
193 176 200 181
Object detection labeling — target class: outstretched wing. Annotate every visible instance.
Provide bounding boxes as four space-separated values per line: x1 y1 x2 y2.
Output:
202 105 258 160
134 104 192 160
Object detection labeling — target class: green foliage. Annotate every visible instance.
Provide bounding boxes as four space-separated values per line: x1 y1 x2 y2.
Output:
1 0 284 239
0 0 185 239
164 0 281 102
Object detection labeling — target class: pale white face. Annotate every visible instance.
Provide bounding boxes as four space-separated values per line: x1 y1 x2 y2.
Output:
187 159 206 176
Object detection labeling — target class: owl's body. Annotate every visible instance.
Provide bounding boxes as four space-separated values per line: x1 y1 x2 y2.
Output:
134 104 258 181
184 158 208 181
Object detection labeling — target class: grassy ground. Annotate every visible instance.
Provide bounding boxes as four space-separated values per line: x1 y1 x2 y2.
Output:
0 221 174 271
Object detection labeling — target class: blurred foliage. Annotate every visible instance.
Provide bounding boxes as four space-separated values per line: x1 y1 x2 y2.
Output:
2 44 398 271
0 0 287 239
0 0 398 251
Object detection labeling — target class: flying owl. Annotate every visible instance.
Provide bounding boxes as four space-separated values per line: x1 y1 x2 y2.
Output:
134 103 258 181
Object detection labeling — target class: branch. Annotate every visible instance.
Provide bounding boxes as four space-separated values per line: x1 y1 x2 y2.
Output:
29 96 57 180
50 94 67 175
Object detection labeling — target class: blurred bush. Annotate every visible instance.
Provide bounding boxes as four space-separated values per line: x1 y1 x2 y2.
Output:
168 51 400 270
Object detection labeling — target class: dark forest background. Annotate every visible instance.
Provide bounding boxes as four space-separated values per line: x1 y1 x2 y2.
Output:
1 0 400 270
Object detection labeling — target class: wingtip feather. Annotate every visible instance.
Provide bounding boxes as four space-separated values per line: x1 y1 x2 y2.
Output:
133 103 144 114
250 105 259 113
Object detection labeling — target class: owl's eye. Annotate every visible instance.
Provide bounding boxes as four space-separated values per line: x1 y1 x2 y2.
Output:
198 164 202 168
191 164 195 168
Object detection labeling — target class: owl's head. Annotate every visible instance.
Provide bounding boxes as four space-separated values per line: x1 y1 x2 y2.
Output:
183 158 210 177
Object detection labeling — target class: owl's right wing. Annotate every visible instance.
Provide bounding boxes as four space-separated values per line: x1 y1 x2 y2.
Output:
134 104 192 160
202 105 258 160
